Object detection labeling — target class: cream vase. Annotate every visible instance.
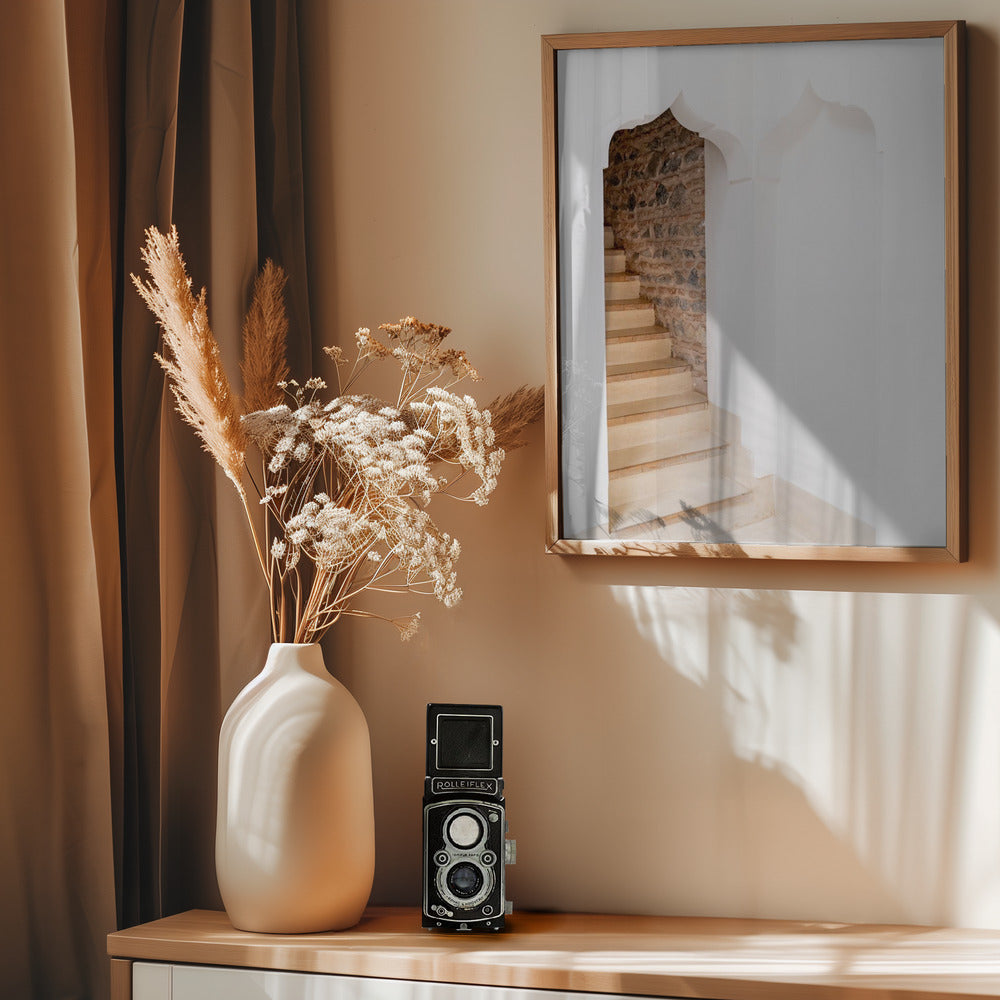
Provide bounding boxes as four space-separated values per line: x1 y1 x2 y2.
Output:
216 642 375 933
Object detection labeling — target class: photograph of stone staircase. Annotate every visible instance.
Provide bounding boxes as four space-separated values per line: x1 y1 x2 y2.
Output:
598 106 886 548
603 225 774 541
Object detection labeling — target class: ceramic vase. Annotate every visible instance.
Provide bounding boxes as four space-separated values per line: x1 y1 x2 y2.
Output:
215 642 375 933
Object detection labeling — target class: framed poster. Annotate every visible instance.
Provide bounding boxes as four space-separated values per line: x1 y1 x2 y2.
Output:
542 22 965 560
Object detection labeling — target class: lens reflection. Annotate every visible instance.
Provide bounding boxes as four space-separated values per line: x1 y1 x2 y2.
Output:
446 862 484 899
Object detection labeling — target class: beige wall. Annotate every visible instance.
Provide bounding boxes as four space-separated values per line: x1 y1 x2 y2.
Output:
300 0 1000 927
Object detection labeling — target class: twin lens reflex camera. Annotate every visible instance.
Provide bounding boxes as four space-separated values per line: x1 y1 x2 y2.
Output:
422 703 515 931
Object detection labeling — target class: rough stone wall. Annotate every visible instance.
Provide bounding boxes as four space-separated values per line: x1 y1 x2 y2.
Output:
604 109 707 393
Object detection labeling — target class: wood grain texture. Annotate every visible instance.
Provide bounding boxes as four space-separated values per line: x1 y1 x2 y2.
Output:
109 958 132 1000
546 538 962 562
108 908 1000 1000
541 22 962 51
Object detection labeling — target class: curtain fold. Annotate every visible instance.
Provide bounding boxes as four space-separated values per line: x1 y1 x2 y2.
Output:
120 0 312 927
251 0 314 377
1 0 313 994
0 2 121 997
118 0 185 929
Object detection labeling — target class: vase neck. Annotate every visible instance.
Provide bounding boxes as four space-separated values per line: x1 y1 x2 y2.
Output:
262 643 328 680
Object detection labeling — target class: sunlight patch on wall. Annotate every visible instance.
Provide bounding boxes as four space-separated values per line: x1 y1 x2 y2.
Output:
609 585 1000 927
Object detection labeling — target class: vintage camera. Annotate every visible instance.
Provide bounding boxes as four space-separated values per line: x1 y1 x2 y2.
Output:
422 703 515 931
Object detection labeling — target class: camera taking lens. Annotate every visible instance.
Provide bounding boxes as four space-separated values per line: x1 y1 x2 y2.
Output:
446 863 484 899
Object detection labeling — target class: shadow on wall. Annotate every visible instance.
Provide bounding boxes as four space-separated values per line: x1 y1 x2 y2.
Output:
604 585 1000 927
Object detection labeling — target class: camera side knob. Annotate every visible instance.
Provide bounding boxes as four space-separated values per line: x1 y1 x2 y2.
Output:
504 838 517 865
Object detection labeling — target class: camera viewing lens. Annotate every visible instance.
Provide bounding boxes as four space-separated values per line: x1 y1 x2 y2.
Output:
446 862 484 899
446 812 483 848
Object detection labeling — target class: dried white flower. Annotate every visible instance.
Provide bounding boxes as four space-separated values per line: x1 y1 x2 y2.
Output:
242 405 294 449
396 613 421 641
246 359 511 641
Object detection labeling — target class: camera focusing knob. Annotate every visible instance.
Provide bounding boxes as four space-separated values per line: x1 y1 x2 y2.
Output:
504 838 517 865
504 901 513 915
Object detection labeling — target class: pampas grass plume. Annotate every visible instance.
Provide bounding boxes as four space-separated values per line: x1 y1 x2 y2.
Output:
131 225 247 499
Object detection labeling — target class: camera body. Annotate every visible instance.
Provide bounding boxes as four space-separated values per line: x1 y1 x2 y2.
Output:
422 703 513 931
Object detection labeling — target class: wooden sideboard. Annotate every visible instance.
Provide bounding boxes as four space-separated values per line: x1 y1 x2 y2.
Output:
107 906 1000 1000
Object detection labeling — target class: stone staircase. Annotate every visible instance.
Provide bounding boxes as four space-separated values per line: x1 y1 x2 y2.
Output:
603 226 774 539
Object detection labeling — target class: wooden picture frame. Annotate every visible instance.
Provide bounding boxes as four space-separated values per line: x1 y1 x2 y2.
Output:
542 22 966 560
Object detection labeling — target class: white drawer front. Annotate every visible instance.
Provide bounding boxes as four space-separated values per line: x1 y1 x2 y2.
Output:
132 963 170 1000
132 962 676 1000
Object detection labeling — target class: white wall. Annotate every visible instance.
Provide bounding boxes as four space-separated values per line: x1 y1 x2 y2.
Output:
300 0 1000 929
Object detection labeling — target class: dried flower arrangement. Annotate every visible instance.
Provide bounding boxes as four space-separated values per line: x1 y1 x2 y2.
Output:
133 226 543 644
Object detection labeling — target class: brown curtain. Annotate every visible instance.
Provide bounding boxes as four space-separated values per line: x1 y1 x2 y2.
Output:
0 1 122 997
0 1 312 996
119 0 313 928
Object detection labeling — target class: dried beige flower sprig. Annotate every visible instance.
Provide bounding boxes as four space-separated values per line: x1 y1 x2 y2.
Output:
133 225 543 644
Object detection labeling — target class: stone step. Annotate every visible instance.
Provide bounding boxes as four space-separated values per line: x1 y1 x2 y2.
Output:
605 298 656 331
605 273 641 301
608 388 707 421
608 454 751 523
604 226 615 249
607 356 685 379
605 323 668 343
609 430 728 477
607 390 711 448
606 327 673 366
605 248 626 274
607 360 693 405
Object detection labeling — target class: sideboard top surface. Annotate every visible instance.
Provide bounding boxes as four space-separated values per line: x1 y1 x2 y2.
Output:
107 906 1000 1000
